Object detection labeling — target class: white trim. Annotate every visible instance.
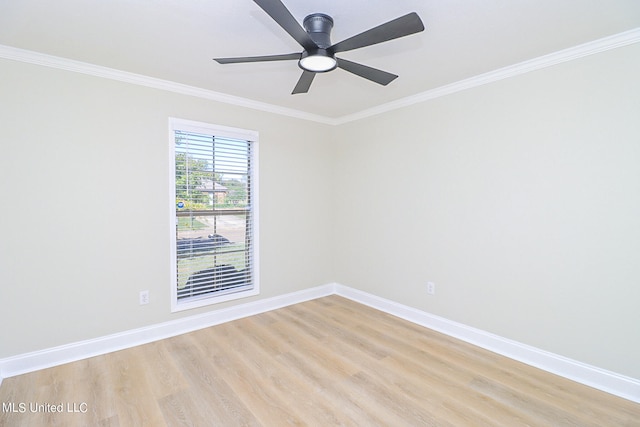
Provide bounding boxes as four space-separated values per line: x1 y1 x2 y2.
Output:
169 117 259 143
0 284 335 381
168 118 260 312
0 44 335 126
1 28 639 126
333 284 640 404
1 282 638 403
333 27 640 124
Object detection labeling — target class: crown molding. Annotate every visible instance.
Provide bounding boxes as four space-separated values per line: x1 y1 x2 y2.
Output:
1 27 639 126
0 44 336 125
334 27 640 124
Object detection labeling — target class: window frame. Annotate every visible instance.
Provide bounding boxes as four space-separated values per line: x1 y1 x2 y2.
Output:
168 117 259 312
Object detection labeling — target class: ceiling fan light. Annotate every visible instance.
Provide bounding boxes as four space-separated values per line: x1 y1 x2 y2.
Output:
299 52 337 72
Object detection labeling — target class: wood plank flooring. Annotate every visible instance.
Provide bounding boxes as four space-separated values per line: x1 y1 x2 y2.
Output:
1 295 639 426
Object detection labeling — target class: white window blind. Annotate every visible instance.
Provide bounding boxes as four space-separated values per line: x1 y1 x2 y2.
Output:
170 119 258 310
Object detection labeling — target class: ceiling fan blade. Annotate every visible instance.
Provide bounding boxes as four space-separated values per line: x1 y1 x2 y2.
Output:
330 12 424 54
336 58 398 86
292 70 315 94
254 0 318 52
214 53 300 64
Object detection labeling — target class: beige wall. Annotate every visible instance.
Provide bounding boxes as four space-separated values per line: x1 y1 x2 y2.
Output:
0 59 337 358
1 42 639 381
332 43 640 378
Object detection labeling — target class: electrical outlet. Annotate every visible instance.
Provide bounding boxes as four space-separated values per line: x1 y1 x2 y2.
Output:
427 281 436 295
139 290 150 305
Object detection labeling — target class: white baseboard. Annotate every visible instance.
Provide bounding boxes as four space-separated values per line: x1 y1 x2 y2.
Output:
333 283 640 404
1 282 638 404
0 284 335 382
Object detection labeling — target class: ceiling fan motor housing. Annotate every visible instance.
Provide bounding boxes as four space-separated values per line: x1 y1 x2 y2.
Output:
303 13 334 48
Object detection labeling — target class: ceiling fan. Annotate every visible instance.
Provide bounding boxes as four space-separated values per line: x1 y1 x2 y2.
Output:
214 0 425 94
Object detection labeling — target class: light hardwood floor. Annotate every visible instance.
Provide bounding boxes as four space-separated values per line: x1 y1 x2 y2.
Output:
1 295 639 426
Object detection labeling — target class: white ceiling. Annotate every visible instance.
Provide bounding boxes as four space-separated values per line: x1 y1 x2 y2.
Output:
1 0 639 119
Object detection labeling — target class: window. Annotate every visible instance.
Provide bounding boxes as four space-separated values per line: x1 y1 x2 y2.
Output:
169 118 258 311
